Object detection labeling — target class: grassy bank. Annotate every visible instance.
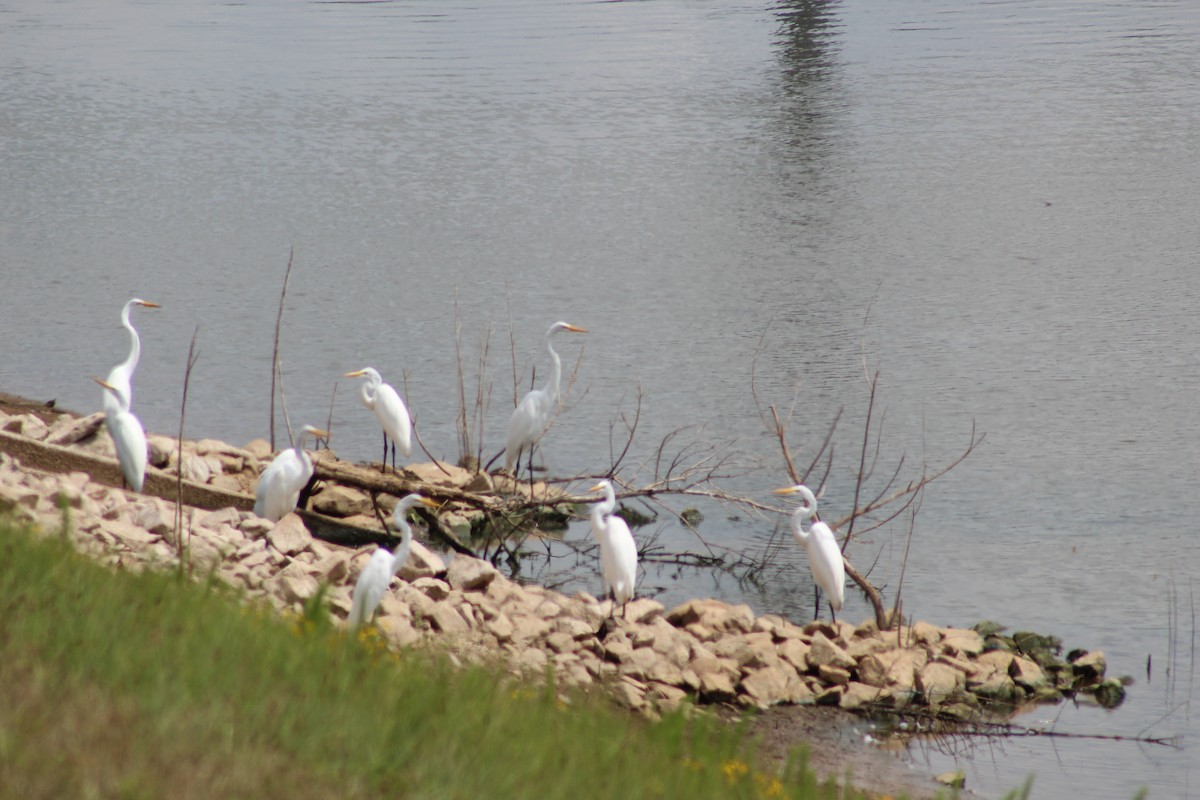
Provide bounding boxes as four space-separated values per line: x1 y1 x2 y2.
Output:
0 515 880 800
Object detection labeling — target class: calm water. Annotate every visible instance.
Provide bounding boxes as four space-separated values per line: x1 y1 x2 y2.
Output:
3 1 1199 796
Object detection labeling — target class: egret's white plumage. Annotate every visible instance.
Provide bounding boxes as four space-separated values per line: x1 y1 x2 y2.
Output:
344 367 412 472
589 479 638 611
254 425 328 522
101 298 159 422
93 377 148 493
502 321 587 473
348 493 440 629
775 484 845 621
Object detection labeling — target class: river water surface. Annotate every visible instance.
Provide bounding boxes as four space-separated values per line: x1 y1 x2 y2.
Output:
3 1 1198 797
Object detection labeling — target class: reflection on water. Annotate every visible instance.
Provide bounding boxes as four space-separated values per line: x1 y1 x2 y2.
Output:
2 0 1199 796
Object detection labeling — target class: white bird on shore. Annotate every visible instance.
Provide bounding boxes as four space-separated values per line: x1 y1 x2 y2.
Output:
774 484 845 622
492 321 587 480
589 479 638 618
93 376 148 493
344 367 412 474
254 425 328 522
348 493 441 630
101 298 159 422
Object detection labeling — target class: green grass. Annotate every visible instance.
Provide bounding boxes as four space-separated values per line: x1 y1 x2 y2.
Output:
0 515 877 800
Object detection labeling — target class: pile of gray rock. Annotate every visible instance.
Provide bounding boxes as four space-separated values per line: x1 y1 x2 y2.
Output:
0 406 1124 719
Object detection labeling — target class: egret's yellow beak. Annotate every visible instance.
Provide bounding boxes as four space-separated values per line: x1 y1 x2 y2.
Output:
588 482 605 493
343 369 367 378
564 324 588 333
308 428 330 439
138 301 161 309
773 486 799 496
92 377 116 391
417 496 441 510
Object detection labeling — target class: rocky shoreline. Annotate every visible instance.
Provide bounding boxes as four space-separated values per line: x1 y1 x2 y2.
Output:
0 394 1126 794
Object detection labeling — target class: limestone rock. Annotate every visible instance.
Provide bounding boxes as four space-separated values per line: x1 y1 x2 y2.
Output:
311 485 371 517
5 414 49 440
243 439 273 459
446 555 498 592
239 515 274 538
740 666 791 707
777 638 811 672
622 597 665 625
839 681 885 710
666 598 755 635
1069 650 1107 682
857 648 926 691
425 603 470 634
918 662 966 704
377 615 423 648
941 627 985 657
806 632 857 671
147 436 177 469
46 412 105 446
1009 655 1048 690
200 507 241 530
267 513 311 555
100 519 161 546
273 573 319 604
411 577 451 601
817 663 852 686
398 540 445 581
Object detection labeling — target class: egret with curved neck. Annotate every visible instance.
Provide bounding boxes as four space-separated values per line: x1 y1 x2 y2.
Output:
254 425 328 522
589 479 638 621
102 298 160 422
349 493 440 629
774 484 845 623
344 367 412 474
494 321 587 482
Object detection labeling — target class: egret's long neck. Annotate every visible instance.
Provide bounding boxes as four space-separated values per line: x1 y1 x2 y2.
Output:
119 302 141 375
391 520 413 577
790 507 812 544
542 332 563 402
594 484 617 521
359 371 381 409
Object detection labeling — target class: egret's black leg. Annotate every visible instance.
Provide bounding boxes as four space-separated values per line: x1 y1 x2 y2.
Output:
813 584 821 621
389 438 397 473
829 602 838 625
380 431 388 474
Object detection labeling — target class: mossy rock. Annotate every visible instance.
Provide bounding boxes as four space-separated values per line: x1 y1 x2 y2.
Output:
972 620 1007 637
616 504 655 528
982 635 1012 653
1012 630 1062 656
1093 679 1127 709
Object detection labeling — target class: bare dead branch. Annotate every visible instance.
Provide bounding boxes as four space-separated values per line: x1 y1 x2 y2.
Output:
269 248 294 451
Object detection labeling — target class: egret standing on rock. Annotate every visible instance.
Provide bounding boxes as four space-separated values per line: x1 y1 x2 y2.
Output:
101 298 160 422
344 367 412 473
490 321 587 482
254 425 328 522
348 493 441 629
589 479 638 619
774 484 845 622
93 377 148 493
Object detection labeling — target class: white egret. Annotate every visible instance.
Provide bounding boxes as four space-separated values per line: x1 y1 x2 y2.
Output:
344 367 412 473
101 298 160 422
254 425 329 522
774 484 845 622
348 493 441 629
589 479 639 618
92 377 148 493
496 321 587 479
